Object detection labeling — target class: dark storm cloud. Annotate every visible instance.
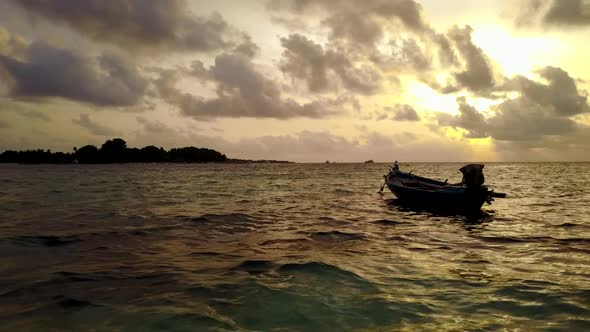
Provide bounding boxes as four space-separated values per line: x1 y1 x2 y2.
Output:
436 97 488 138
485 98 577 141
517 0 590 27
268 0 429 46
0 42 148 106
157 52 350 119
432 33 458 67
72 114 117 136
391 104 420 121
502 66 590 116
279 34 382 94
12 0 244 52
435 66 588 141
279 34 328 92
446 25 496 93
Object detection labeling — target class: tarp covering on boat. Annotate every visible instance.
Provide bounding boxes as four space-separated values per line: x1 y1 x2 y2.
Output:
459 164 485 187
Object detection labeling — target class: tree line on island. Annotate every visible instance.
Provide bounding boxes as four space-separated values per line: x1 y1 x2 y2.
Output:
0 138 292 164
0 138 289 164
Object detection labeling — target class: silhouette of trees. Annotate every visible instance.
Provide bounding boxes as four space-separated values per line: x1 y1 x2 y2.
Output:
138 146 167 162
75 145 100 163
0 138 227 164
100 138 128 163
0 149 71 164
168 147 227 163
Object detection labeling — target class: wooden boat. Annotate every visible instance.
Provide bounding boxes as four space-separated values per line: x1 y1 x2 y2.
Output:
381 164 505 213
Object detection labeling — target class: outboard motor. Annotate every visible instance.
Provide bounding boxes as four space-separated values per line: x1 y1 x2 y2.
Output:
459 164 485 187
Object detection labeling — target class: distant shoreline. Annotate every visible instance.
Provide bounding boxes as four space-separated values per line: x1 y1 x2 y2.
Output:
0 137 289 164
0 160 295 165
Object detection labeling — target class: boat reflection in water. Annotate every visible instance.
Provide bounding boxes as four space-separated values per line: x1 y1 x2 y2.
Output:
381 164 506 215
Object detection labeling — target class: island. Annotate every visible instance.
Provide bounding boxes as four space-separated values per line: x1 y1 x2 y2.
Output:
0 138 293 164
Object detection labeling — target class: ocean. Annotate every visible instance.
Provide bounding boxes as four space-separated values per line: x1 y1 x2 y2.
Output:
0 163 589 331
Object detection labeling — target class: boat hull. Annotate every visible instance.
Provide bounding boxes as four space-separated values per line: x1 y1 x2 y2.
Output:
385 172 489 214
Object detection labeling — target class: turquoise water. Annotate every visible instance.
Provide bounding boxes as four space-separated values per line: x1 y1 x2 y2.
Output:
0 163 589 331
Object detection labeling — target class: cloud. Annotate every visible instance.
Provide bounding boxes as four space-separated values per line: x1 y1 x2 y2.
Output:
11 0 247 53
0 42 148 106
0 26 27 58
157 52 351 119
222 130 475 162
436 97 488 138
323 12 384 46
130 123 401 162
490 123 590 161
268 1 478 98
485 97 577 141
391 104 420 121
136 116 176 135
18 109 50 120
445 25 496 94
279 34 382 94
432 32 458 67
268 1 498 101
131 116 232 152
73 114 117 136
233 35 260 58
390 38 431 71
130 117 474 162
435 66 589 141
269 0 430 46
502 66 590 116
0 99 51 120
516 0 590 27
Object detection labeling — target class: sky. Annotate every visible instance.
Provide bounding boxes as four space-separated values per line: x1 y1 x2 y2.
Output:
0 0 589 162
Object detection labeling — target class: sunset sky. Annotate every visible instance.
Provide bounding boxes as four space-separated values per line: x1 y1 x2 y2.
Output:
1 0 589 162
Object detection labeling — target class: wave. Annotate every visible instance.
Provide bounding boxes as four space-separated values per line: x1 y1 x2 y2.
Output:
372 219 411 225
309 231 365 242
8 235 80 247
56 297 100 309
277 261 366 281
232 260 276 274
258 238 313 246
230 260 371 285
557 222 586 228
333 189 356 195
190 251 242 258
189 213 256 224
478 235 590 246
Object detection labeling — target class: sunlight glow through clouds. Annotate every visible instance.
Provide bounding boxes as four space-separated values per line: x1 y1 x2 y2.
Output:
470 97 505 114
405 82 457 114
472 25 564 78
467 137 496 161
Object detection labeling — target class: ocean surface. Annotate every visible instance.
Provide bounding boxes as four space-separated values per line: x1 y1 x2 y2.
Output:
0 162 589 331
